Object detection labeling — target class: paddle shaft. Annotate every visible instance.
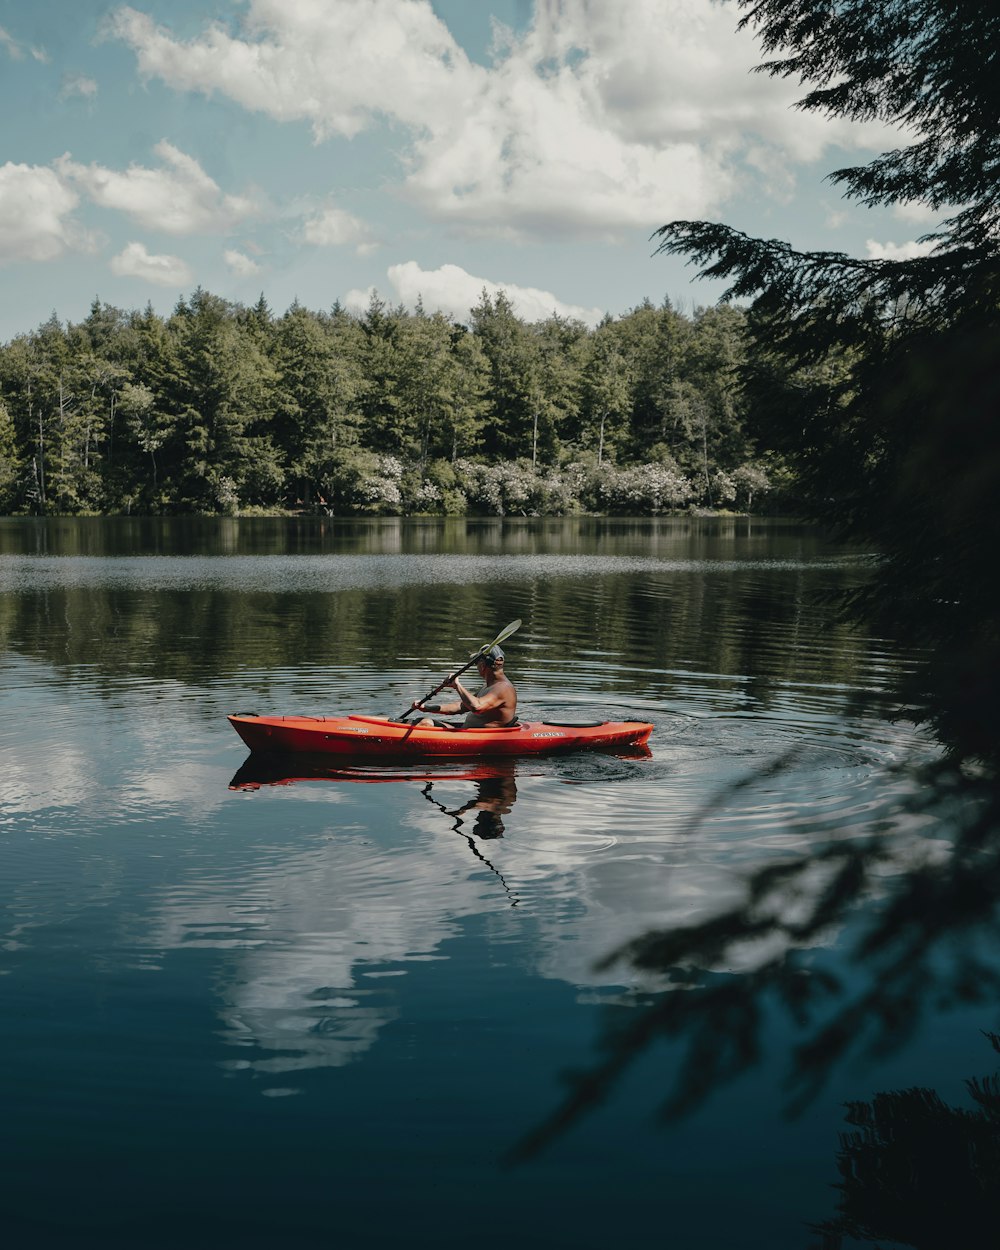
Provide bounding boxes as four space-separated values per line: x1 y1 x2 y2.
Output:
399 653 482 721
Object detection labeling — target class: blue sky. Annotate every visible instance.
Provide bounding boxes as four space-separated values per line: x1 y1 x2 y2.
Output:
0 0 938 342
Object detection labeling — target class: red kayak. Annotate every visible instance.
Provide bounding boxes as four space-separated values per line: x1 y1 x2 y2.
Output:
228 713 653 758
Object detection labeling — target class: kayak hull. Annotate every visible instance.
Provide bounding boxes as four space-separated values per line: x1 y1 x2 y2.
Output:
228 713 653 759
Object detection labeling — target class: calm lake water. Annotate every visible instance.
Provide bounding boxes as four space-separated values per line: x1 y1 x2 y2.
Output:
0 516 987 1247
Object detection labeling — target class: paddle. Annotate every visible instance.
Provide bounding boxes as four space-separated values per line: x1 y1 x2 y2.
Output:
399 618 522 722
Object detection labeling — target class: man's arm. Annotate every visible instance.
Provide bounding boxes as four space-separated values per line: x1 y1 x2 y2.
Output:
412 697 462 715
448 676 504 715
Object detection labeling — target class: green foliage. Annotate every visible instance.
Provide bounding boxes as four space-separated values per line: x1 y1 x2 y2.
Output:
0 398 23 511
0 283 765 517
580 318 632 465
745 0 1000 266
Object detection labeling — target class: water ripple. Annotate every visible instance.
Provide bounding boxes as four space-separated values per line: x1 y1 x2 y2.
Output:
0 551 864 593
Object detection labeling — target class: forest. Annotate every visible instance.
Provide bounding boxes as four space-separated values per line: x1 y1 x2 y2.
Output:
0 288 775 518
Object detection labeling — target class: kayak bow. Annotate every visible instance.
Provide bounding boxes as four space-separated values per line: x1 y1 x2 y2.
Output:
228 713 653 758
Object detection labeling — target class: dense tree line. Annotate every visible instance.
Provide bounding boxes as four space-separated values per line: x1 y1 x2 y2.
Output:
0 290 774 517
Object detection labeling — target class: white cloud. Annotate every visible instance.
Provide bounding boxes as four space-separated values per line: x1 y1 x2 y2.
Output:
346 261 605 326
301 205 378 255
55 141 257 235
107 0 471 140
893 201 943 225
865 238 937 261
0 25 47 62
111 240 193 286
59 73 99 101
110 0 901 243
224 247 261 276
0 25 20 58
0 162 92 264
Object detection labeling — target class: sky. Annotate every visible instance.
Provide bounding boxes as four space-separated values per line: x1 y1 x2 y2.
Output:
0 0 939 343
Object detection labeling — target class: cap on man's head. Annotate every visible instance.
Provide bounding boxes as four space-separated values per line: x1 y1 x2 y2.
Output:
477 644 504 666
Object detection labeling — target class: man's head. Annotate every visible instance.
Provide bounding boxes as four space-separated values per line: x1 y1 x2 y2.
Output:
476 644 505 672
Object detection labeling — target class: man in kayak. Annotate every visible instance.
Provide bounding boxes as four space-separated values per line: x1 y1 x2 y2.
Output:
411 645 517 728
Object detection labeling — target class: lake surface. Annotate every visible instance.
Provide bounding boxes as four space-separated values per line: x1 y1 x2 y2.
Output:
0 516 986 1248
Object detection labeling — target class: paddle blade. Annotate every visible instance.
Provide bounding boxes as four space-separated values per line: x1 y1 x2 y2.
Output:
492 618 522 646
472 618 522 658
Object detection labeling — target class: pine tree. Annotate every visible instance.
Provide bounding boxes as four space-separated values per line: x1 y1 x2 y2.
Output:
655 2 1000 771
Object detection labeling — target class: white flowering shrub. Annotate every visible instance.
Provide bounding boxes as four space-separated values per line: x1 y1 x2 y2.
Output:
320 452 699 516
214 474 240 515
591 461 695 513
414 481 442 508
342 452 399 509
539 470 581 515
711 470 738 505
454 459 504 513
361 478 402 506
317 448 402 513
731 462 771 511
496 461 542 513
453 458 558 515
411 457 468 515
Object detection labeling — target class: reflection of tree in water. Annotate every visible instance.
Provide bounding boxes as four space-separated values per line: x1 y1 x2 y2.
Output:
813 1034 1000 1250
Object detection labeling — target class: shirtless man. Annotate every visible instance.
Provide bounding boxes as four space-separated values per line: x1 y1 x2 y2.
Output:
411 645 517 728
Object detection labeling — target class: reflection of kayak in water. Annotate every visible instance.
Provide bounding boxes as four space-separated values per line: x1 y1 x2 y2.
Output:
228 713 654 759
229 753 523 902
229 755 519 841
229 754 514 790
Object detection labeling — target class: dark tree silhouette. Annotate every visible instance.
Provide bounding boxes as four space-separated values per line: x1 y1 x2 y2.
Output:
511 0 1000 1164
653 0 1000 768
813 1034 1000 1249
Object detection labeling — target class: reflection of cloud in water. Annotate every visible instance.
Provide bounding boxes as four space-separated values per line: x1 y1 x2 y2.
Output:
120 761 239 814
142 747 934 1085
3 741 96 815
430 761 933 992
498 780 749 990
146 828 496 1077
2 661 107 816
2 651 936 1085
0 655 227 818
